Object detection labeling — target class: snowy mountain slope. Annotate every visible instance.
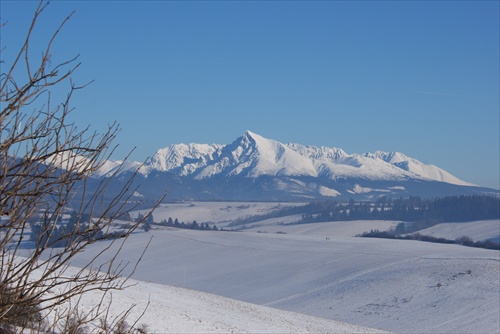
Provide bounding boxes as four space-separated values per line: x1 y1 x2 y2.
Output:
146 143 224 176
87 130 494 201
364 151 475 186
139 130 465 183
99 130 470 184
142 131 471 185
69 228 500 334
96 159 144 177
162 131 321 179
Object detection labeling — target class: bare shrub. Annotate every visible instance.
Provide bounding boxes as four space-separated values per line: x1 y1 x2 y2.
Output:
0 1 164 332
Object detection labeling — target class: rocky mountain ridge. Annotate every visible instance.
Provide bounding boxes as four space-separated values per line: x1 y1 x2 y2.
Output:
92 131 494 201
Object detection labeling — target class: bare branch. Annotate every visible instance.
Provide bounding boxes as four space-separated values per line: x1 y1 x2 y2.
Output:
1 1 164 331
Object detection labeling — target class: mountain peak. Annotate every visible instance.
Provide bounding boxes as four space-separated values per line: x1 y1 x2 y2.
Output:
95 131 483 200
244 130 258 138
239 130 258 146
131 132 472 186
365 151 411 164
241 130 268 147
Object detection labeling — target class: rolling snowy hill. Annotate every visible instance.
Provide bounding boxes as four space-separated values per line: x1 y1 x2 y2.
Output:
65 273 388 333
18 201 498 333
67 223 500 334
412 220 500 243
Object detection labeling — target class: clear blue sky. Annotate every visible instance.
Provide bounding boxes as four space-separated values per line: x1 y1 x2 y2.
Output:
1 1 499 189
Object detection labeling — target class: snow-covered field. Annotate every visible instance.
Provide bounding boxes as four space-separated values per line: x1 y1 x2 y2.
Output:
136 201 305 228
70 275 387 333
20 202 496 333
69 223 499 333
245 219 399 237
413 220 500 243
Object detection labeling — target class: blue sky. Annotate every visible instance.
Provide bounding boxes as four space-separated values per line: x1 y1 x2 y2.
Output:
1 1 499 189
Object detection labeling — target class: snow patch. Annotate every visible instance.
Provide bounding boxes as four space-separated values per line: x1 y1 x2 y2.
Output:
318 186 341 197
353 184 372 194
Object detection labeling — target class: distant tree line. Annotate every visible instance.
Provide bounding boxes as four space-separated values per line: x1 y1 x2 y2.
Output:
358 229 500 250
158 217 219 231
28 210 145 247
226 195 499 230
30 212 106 248
295 195 499 232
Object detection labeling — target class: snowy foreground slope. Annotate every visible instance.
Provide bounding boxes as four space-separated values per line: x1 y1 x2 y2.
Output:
74 275 386 333
71 224 500 334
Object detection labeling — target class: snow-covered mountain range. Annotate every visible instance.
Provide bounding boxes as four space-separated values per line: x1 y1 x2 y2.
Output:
94 131 495 201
